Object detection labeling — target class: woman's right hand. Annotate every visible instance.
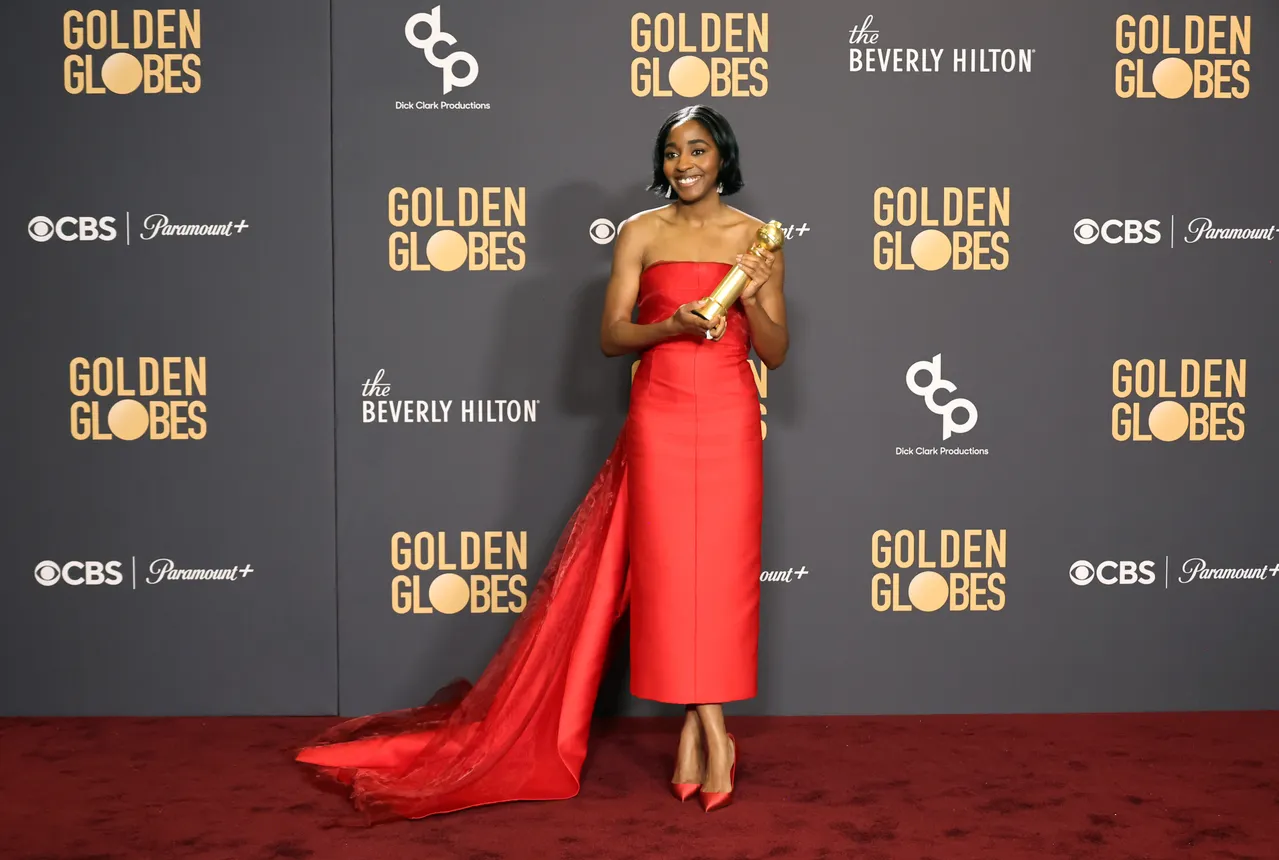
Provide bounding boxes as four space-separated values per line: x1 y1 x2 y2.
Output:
666 298 720 338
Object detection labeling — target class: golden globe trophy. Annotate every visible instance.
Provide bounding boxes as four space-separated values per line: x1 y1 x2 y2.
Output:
692 220 786 323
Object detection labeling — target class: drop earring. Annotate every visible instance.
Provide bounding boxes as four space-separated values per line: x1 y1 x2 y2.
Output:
717 182 724 194
666 185 674 199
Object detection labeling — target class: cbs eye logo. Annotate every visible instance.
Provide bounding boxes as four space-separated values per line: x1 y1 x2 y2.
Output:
1073 218 1161 246
1069 559 1156 586
29 216 118 242
35 560 124 586
589 218 618 245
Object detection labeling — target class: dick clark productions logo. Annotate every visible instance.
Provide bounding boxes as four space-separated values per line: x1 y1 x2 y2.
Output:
405 6 477 94
907 354 977 441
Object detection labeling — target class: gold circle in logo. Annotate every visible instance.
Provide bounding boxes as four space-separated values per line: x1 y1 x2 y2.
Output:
107 399 149 440
908 571 948 612
911 229 951 271
101 53 144 95
1152 57 1193 99
425 229 468 272
669 56 711 98
1148 400 1189 441
429 573 470 614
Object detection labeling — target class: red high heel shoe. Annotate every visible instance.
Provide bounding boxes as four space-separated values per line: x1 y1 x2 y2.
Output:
698 733 737 812
670 781 701 801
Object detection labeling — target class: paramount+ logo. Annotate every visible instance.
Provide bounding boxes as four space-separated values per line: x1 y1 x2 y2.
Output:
871 529 1007 613
388 186 526 272
874 187 1010 272
70 357 208 441
390 531 529 615
630 12 769 97
1112 359 1245 442
1115 14 1251 99
63 9 202 95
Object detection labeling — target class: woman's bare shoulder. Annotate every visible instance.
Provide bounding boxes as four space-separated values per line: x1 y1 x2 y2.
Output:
719 206 769 245
722 205 765 230
620 205 675 234
616 206 677 261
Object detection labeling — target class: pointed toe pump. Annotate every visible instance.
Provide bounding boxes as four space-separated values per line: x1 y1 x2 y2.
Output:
698 734 737 812
670 781 701 801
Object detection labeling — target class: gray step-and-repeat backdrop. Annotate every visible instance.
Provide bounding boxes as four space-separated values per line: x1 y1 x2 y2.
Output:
3 1 1276 717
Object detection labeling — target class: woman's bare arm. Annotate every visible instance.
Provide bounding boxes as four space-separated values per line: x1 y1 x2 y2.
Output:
741 249 788 369
599 217 676 356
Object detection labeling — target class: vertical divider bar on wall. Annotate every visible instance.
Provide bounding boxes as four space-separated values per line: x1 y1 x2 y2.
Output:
328 0 341 717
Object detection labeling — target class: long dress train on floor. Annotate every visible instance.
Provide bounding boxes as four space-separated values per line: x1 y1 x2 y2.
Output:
295 431 630 822
296 261 761 821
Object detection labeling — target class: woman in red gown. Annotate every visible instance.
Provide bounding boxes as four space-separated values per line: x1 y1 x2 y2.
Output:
296 104 789 818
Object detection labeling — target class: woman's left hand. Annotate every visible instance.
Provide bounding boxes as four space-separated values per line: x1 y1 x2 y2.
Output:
735 250 776 302
706 312 727 341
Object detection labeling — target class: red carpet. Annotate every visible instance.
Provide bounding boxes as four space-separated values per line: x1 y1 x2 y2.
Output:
2 712 1276 859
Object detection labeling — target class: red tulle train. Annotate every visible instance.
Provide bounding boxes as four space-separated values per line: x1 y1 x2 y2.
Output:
295 429 630 822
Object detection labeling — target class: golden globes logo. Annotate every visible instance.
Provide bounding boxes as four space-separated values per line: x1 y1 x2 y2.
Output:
1112 359 1245 442
388 186 526 272
69 357 207 441
871 529 1007 613
630 12 769 97
63 9 202 95
390 531 529 614
873 187 1010 271
631 357 771 439
1115 15 1251 99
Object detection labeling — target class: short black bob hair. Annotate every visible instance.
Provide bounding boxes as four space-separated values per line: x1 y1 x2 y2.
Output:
648 105 745 198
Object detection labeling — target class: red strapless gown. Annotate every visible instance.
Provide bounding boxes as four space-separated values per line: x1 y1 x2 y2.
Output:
296 261 762 821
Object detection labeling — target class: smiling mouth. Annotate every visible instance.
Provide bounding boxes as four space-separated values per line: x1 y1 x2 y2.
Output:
676 175 702 188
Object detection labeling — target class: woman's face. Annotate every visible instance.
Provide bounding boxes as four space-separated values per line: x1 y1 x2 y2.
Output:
662 119 721 202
